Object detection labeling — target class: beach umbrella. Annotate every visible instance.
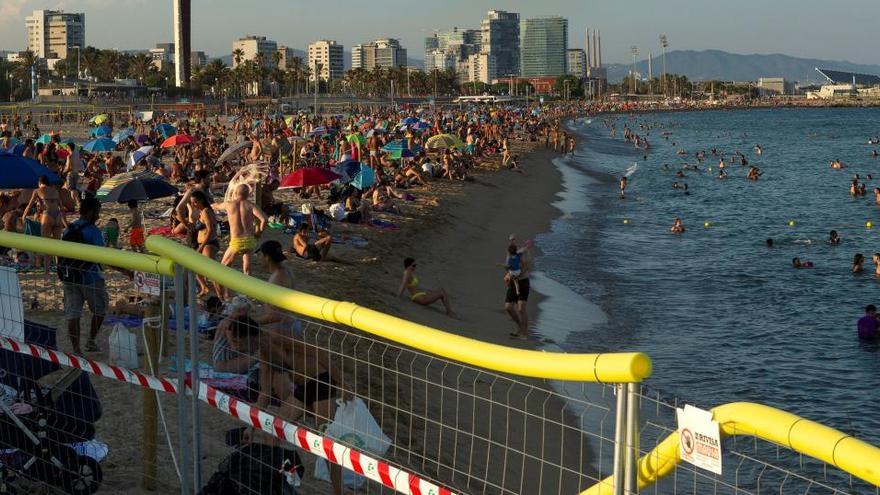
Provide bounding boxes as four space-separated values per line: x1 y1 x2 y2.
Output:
59 137 75 146
227 115 240 123
101 177 178 203
309 126 334 136
96 170 163 199
382 139 409 152
135 134 151 145
284 115 295 126
400 117 420 125
350 165 376 190
89 113 109 125
410 121 430 131
346 133 366 146
89 126 112 138
333 160 364 181
278 167 341 189
82 138 117 153
0 143 26 156
251 119 262 129
154 123 177 138
36 134 55 145
287 136 307 144
160 134 196 148
215 141 252 166
389 148 417 160
0 154 63 188
426 133 464 150
129 145 154 168
113 128 135 143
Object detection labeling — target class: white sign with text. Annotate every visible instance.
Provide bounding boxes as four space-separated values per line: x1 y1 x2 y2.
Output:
676 404 722 475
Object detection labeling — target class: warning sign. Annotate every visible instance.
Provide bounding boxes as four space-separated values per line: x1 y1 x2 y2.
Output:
134 271 161 296
676 404 722 475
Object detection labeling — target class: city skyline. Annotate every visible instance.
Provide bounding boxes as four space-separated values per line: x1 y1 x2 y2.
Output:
1 0 879 65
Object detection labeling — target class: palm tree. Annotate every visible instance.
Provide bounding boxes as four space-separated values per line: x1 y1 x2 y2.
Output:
272 50 283 71
128 53 154 84
289 56 302 96
232 48 245 68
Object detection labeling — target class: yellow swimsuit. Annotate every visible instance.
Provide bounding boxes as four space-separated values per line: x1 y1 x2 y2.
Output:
408 274 427 301
230 235 256 254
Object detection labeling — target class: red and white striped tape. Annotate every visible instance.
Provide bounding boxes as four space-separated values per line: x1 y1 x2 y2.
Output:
0 335 456 495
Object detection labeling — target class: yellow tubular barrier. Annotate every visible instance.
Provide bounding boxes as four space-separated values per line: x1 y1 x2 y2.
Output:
581 402 880 495
146 236 652 382
0 231 174 276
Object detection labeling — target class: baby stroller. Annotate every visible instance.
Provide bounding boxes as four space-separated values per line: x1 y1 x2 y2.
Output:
0 321 104 495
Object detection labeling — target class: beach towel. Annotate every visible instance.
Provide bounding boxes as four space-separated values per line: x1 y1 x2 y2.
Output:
147 226 174 236
368 218 399 231
331 234 369 248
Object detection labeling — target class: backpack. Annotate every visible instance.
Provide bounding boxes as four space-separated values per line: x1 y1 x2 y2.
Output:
57 222 96 284
199 444 301 495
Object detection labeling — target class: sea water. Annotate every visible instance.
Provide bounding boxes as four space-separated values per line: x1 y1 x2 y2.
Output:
535 107 880 445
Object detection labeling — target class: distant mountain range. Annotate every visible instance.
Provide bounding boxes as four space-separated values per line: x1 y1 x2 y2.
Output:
605 49 880 84
216 51 423 71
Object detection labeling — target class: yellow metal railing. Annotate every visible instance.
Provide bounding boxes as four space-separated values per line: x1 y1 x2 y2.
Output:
5 230 880 492
582 402 880 494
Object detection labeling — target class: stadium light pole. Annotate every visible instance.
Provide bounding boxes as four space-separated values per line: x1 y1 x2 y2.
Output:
660 35 668 98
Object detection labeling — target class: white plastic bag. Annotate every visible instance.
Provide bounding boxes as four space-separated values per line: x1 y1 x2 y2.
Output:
108 323 139 368
314 397 392 487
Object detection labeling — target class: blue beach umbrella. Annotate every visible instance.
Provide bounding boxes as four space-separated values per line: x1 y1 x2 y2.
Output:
309 126 330 136
1 137 21 148
129 145 154 168
401 117 420 125
90 126 112 138
82 138 117 153
382 139 409 152
0 154 63 188
0 143 26 156
113 128 135 143
333 160 363 182
350 165 376 190
154 123 177 138
59 137 76 146
36 134 55 145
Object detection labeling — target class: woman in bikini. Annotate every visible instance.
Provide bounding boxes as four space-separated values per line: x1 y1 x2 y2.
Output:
22 175 66 273
397 257 453 316
190 190 222 297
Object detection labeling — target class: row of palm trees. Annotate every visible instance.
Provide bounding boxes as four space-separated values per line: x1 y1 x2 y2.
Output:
1 45 480 100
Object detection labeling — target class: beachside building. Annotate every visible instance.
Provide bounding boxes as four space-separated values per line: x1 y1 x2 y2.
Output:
149 43 175 70
425 27 481 77
308 40 344 81
352 39 407 70
480 10 520 80
520 16 568 78
757 77 793 96
464 53 495 84
232 35 278 69
25 9 85 61
567 49 586 79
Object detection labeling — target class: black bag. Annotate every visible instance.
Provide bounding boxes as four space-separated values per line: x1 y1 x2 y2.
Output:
57 222 96 284
199 444 301 495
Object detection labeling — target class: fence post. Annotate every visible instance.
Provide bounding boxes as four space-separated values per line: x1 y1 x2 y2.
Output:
141 297 161 490
186 270 202 491
624 382 640 494
612 383 628 495
174 265 190 494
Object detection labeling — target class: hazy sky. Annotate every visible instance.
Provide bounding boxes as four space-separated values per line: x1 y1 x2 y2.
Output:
1 0 878 65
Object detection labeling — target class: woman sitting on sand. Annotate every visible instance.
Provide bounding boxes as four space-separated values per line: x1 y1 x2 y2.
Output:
397 257 453 316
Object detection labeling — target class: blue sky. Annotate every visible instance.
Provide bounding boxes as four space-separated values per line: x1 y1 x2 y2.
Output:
1 0 878 65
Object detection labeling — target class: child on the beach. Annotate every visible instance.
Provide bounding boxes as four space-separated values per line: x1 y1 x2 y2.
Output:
103 218 119 248
503 238 532 296
127 200 145 252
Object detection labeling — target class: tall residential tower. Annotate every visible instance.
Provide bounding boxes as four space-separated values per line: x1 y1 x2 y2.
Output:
25 10 85 61
480 10 520 80
520 17 568 77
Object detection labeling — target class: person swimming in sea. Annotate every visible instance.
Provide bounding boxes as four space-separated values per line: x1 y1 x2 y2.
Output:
670 217 685 234
717 169 728 180
765 238 774 248
792 257 813 268
831 159 844 169
828 230 841 245
747 166 762 181
754 144 763 156
853 253 865 274
619 176 628 199
872 253 880 277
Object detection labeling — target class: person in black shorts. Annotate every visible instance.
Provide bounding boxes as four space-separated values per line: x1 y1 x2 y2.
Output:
504 237 531 339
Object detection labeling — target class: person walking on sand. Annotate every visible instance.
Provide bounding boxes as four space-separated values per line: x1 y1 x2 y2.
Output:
398 257 454 316
127 200 145 253
218 184 268 282
505 236 532 339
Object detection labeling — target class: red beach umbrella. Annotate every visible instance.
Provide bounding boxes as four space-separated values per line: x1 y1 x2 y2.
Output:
279 167 341 189
160 134 196 148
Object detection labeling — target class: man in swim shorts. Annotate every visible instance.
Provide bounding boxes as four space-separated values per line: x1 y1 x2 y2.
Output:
218 183 268 286
857 304 879 341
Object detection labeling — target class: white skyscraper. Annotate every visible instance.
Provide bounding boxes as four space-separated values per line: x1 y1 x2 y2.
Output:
308 40 344 81
25 9 85 61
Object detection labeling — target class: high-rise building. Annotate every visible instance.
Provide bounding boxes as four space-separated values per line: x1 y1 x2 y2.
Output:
520 17 568 77
352 39 407 70
172 0 191 87
567 49 586 79
480 10 520 80
426 28 481 76
465 53 495 84
25 9 85 61
232 35 278 69
308 40 344 81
